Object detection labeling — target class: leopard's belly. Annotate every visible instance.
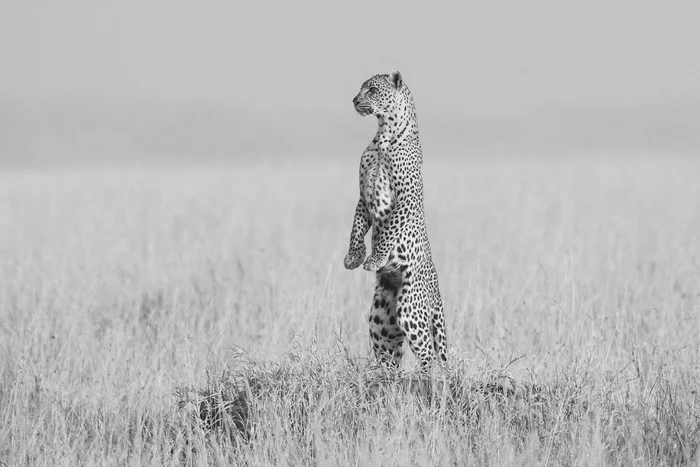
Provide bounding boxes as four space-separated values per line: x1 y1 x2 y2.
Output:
363 160 394 225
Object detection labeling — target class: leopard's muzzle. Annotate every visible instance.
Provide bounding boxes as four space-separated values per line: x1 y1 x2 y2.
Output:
353 95 373 116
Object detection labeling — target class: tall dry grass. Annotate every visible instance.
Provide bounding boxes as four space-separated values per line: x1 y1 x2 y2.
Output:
1 154 699 465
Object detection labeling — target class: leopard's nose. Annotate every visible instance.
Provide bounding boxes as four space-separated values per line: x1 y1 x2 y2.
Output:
352 95 360 106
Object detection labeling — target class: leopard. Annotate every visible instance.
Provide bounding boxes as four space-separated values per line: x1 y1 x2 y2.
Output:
343 70 447 370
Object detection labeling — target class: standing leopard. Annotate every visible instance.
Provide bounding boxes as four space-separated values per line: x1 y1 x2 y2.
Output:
344 70 447 370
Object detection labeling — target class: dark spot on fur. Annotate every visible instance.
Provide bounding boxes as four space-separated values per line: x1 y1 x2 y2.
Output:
378 269 401 292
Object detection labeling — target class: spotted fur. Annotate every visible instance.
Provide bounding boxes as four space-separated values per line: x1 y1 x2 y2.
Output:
344 71 447 370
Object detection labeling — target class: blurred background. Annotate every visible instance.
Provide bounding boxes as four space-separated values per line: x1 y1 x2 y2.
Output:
1 0 698 167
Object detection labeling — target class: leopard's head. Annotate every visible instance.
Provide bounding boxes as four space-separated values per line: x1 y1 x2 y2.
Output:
352 71 409 119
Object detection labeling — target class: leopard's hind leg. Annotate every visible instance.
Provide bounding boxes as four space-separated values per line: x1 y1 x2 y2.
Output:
394 264 436 370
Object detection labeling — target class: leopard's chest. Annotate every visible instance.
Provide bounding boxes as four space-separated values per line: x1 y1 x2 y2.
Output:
362 157 394 223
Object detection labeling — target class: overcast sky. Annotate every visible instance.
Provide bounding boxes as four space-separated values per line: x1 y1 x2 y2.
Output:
1 0 699 117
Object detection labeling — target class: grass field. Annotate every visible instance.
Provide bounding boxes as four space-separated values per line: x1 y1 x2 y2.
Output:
1 154 699 465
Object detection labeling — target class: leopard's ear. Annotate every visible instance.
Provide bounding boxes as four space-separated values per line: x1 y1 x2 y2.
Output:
389 70 403 90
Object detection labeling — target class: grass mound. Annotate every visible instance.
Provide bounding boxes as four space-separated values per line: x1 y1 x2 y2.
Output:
172 351 699 465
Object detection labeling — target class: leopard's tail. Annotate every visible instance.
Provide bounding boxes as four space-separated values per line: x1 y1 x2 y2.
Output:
431 306 448 366
427 262 447 366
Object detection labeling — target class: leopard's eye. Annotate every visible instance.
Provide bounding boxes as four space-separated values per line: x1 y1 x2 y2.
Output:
368 86 379 95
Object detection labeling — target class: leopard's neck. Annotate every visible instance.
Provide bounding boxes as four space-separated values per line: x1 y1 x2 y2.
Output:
375 114 420 157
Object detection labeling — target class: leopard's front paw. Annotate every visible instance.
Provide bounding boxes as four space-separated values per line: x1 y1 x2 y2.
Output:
344 246 366 270
362 254 384 272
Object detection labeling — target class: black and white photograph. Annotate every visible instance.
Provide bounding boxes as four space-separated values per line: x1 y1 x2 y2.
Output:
1 1 699 465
